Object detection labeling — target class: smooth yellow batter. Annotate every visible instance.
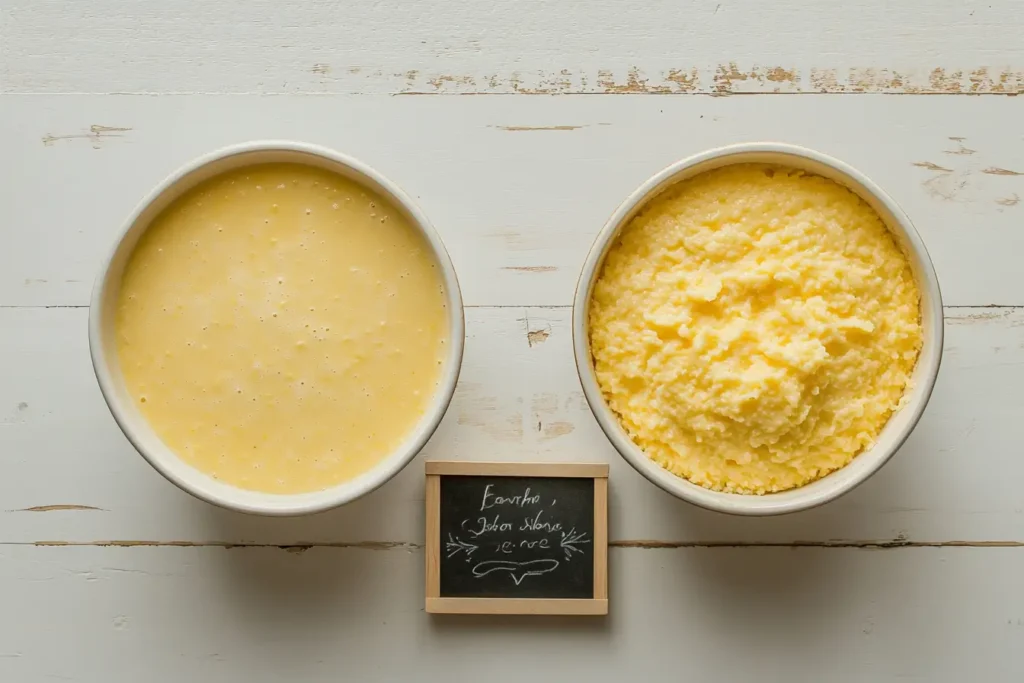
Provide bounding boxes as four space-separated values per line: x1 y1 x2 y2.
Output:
589 163 922 494
116 163 449 494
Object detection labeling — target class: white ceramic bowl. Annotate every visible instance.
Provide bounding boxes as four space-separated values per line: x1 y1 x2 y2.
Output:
573 142 943 516
90 141 465 516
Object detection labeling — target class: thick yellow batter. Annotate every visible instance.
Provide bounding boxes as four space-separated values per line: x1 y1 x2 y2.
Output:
116 163 449 494
589 163 922 494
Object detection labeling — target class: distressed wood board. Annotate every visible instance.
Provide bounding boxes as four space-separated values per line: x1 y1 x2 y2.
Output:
2 0 1023 95
2 0 1024 680
2 95 1024 308
0 546 1022 681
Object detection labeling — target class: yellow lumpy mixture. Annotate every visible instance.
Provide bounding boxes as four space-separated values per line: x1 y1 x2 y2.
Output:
116 163 449 494
588 164 923 494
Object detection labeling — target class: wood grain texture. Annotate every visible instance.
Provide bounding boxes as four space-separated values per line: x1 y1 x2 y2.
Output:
2 95 1023 308
2 1 1022 94
2 305 1023 546
2 2 1024 673
593 478 609 601
426 597 608 615
425 461 608 477
0 545 1021 682
424 475 441 599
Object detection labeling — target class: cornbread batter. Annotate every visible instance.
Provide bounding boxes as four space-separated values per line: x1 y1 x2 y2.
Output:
116 163 449 494
588 164 922 494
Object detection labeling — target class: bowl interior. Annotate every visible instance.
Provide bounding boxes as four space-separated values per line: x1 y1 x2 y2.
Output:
573 144 943 515
91 143 465 515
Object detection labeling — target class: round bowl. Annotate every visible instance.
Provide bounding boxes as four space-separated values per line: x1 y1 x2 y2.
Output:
573 142 943 516
89 140 465 516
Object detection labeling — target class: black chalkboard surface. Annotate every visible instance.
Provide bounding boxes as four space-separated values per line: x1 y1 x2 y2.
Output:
425 461 608 615
440 475 594 599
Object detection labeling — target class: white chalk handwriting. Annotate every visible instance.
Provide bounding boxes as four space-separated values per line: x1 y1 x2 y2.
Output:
480 484 542 511
471 559 560 586
445 534 479 561
559 528 590 560
446 482 593 586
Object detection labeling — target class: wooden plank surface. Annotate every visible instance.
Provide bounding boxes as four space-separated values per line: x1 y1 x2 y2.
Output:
2 95 1023 308
1 305 1022 546
2 0 1022 95
3 1 1024 679
0 545 1021 682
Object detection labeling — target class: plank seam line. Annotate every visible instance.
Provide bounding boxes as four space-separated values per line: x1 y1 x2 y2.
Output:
0 92 1021 98
13 540 1024 550
0 305 87 309
0 304 574 310
0 304 1021 311
611 540 1024 549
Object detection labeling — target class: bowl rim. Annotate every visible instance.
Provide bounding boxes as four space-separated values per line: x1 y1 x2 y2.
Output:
572 141 944 516
88 139 466 516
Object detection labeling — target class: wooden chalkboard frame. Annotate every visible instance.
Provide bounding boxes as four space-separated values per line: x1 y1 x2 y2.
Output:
425 461 609 615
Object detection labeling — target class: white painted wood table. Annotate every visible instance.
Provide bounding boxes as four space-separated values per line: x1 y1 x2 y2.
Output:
2 1 1024 680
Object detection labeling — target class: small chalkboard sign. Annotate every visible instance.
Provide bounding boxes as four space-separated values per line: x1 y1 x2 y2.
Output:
425 461 608 615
